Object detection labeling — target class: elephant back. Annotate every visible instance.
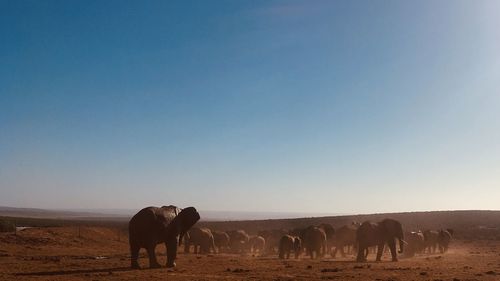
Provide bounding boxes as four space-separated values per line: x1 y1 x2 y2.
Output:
129 205 181 245
302 226 326 248
228 230 249 243
188 227 213 240
156 205 181 225
213 231 230 246
335 225 357 243
130 206 174 232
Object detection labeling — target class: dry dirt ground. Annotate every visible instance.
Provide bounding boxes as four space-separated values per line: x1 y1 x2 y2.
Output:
1 227 499 281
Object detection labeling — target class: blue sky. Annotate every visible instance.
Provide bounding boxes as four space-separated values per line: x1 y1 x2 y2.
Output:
1 0 499 214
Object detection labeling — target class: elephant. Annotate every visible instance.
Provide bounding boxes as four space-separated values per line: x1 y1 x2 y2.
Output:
318 223 335 255
279 235 302 259
423 230 439 254
184 227 215 254
258 229 288 254
213 231 230 253
128 205 200 269
437 229 452 253
301 226 327 259
331 224 358 258
293 236 302 258
227 230 250 253
248 235 266 253
355 218 404 262
404 231 425 257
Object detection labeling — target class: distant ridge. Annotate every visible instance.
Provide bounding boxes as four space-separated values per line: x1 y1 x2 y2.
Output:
198 209 500 240
0 206 343 221
0 206 123 219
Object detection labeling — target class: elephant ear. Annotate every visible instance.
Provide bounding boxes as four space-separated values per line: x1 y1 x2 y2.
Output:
173 207 200 245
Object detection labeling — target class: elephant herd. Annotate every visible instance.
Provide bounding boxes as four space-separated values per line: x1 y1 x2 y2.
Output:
183 228 266 254
181 219 454 263
404 229 454 257
128 206 454 269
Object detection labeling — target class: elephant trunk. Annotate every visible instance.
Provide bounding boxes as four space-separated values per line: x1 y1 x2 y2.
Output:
398 237 405 254
396 224 405 254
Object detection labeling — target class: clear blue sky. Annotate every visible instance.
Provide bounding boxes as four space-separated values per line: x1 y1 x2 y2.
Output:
1 0 499 214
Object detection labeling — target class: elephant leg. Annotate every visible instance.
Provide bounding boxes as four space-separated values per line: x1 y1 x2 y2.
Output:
130 242 141 269
356 246 366 262
166 238 178 268
184 241 190 253
375 244 384 262
146 244 161 268
331 246 337 258
388 240 397 261
340 245 346 257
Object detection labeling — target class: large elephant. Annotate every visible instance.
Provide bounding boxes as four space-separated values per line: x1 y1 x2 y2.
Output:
184 227 215 254
423 230 439 254
318 223 335 255
404 231 425 257
128 205 200 269
279 235 302 259
301 226 327 259
356 218 404 262
437 229 452 253
248 235 266 253
227 230 250 253
213 231 230 253
331 224 357 258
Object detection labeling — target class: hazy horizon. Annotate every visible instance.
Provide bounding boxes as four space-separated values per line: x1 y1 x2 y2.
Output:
1 1 499 214
0 205 349 220
2 205 498 222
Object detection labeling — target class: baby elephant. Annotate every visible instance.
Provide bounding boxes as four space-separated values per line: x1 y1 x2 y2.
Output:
279 235 302 259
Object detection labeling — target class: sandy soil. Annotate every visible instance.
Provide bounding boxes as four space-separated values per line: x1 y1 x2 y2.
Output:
1 227 499 281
